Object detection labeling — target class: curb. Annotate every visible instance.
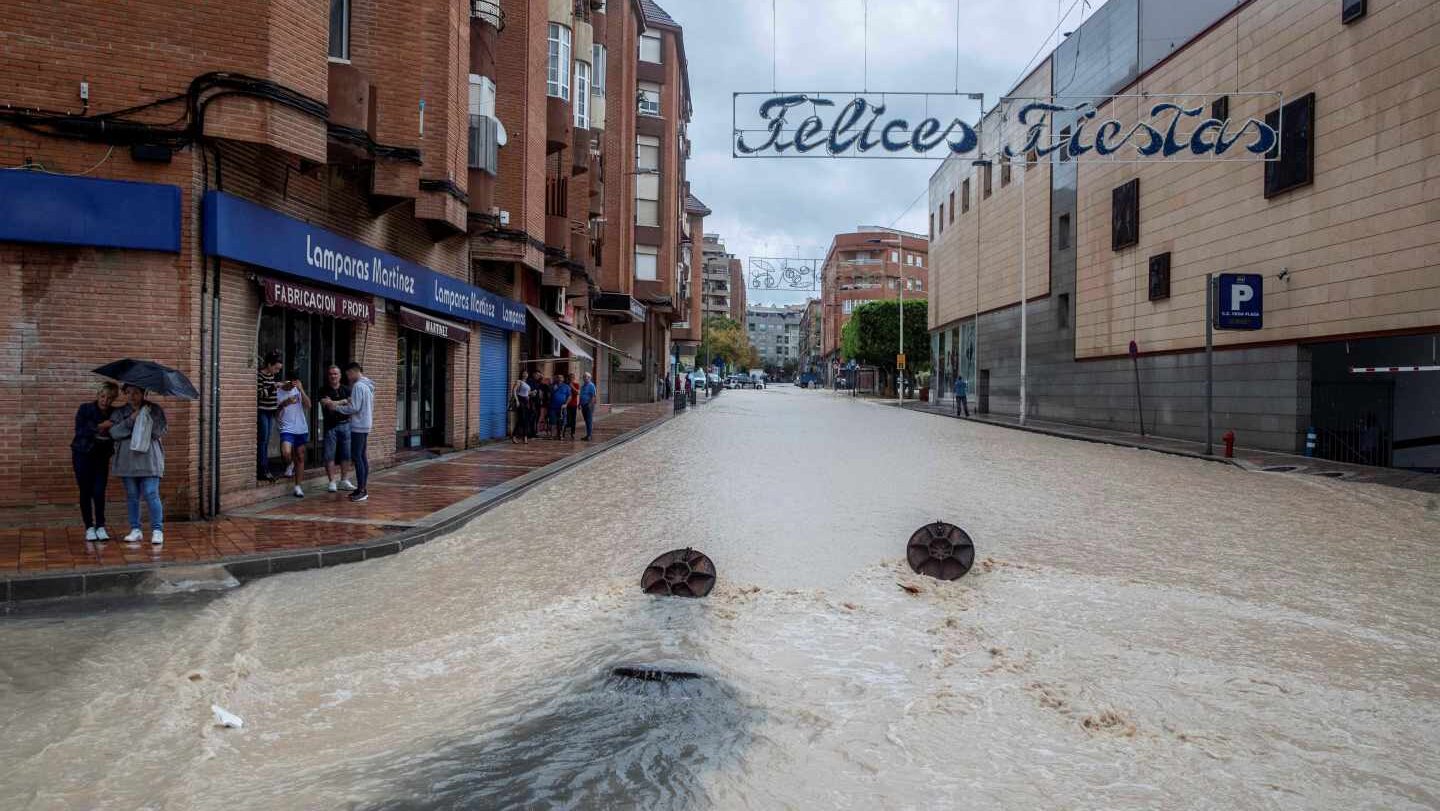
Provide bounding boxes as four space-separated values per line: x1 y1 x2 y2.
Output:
0 407 684 606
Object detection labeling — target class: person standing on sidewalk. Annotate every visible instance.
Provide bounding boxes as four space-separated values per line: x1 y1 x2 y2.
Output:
107 385 168 546
256 350 282 482
565 373 581 440
72 382 118 541
319 365 355 492
276 378 311 498
578 372 596 441
953 374 970 417
511 372 532 444
324 363 373 503
550 375 572 440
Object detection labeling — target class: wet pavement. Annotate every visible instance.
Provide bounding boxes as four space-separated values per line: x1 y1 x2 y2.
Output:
0 402 674 581
2 387 1438 809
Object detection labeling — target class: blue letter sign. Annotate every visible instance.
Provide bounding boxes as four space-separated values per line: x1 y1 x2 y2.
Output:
1216 273 1263 330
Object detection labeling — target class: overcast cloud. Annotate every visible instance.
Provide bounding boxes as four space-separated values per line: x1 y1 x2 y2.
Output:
661 0 1098 307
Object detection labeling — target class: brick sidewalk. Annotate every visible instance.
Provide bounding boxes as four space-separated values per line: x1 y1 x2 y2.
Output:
898 399 1440 494
1 401 676 585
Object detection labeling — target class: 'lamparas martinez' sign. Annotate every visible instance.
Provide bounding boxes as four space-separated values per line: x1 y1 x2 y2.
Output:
732 92 1283 162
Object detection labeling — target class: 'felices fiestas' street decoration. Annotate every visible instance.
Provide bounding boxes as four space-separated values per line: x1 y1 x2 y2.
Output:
732 92 1281 161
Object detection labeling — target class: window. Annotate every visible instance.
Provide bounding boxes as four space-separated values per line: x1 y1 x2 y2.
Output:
1264 93 1315 199
949 191 955 222
1211 95 1229 124
915 278 923 291
1056 293 1070 328
1057 214 1070 250
1342 0 1366 23
1148 253 1171 301
468 74 498 171
635 245 658 280
1112 178 1139 251
890 251 899 263
636 134 660 172
1026 148 1038 169
1058 127 1072 162
639 32 663 63
328 0 350 60
749 323 755 331
929 213 934 239
547 24 572 100
982 162 993 198
961 179 970 213
574 61 591 128
1001 154 1011 187
843 300 855 314
638 81 661 116
938 204 944 234
592 44 607 93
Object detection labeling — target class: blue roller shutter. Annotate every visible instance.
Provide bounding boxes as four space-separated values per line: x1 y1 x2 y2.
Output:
477 326 510 440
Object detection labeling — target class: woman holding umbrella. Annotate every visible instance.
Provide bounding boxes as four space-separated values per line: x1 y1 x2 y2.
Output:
92 359 195 546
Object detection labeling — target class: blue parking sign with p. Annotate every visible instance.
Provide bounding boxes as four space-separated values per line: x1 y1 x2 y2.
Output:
1216 273 1263 330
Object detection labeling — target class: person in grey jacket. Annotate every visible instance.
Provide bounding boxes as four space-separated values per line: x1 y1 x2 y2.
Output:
106 385 168 545
323 363 374 503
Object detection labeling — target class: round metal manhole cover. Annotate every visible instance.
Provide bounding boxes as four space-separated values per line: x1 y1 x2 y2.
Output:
641 548 717 598
1262 465 1301 473
906 522 976 581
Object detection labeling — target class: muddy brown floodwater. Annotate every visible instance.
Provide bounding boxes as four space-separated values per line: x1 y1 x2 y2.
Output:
3 388 1439 809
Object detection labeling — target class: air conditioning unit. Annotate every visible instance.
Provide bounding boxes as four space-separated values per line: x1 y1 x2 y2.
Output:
543 333 563 358
548 286 566 316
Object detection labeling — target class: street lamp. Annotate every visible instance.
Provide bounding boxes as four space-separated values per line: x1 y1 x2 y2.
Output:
867 234 906 407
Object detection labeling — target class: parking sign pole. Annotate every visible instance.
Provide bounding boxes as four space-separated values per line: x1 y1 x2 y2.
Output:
1205 273 1215 456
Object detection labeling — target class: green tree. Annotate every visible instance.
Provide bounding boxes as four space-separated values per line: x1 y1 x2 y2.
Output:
698 317 758 371
839 299 930 392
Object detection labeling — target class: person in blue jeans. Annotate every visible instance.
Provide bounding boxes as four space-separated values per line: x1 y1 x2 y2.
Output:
256 350 282 482
324 363 374 503
953 374 970 417
549 375 572 440
106 385 168 546
579 372 597 441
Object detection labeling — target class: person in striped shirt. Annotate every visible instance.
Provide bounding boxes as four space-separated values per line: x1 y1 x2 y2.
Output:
256 349 283 482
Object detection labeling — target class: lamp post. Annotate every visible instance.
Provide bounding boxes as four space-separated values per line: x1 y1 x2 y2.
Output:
867 234 906 406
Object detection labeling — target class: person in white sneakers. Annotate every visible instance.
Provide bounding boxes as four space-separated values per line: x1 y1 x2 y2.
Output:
276 377 311 498
72 382 119 542
106 385 168 545
318 365 356 493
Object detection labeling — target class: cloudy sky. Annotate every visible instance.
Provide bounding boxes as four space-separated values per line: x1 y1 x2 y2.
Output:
660 0 1099 307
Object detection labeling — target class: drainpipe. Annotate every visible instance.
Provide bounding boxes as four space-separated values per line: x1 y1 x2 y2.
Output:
210 149 223 517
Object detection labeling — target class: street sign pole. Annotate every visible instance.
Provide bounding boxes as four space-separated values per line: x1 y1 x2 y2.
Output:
1018 150 1028 426
1205 273 1214 456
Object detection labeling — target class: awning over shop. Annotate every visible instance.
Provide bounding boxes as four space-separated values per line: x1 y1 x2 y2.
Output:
261 276 376 323
525 305 593 361
554 320 641 363
399 307 471 344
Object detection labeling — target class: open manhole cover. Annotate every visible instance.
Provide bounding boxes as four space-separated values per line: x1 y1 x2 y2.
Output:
906 522 976 581
641 549 716 598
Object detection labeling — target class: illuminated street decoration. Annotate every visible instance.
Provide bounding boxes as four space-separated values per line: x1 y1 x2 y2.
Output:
733 92 1283 162
748 257 821 291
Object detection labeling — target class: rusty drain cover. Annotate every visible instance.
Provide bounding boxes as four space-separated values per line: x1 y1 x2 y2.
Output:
641 548 717 598
906 522 976 581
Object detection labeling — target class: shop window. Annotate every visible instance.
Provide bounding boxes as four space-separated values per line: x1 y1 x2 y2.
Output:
1264 93 1316 199
1057 214 1070 250
1112 178 1139 251
395 332 449 450
258 307 354 466
1342 0 1366 23
328 0 350 61
1148 252 1172 301
1211 95 1229 124
547 24 572 100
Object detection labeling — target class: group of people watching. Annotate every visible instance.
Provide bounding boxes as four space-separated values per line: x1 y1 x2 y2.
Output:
256 351 375 503
510 371 596 444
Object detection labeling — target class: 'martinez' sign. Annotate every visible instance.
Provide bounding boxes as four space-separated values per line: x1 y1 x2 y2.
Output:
204 191 527 332
733 92 1281 161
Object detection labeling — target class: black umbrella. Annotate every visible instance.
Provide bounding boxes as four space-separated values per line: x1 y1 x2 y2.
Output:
93 359 200 400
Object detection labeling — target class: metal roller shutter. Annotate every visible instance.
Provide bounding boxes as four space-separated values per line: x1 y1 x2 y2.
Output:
477 326 510 440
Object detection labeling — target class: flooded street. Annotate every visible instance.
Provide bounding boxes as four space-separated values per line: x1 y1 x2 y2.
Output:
3 387 1439 809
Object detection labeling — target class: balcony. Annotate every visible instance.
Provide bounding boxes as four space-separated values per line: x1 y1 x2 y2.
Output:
471 0 505 30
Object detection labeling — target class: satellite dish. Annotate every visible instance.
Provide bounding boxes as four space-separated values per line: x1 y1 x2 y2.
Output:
495 118 509 148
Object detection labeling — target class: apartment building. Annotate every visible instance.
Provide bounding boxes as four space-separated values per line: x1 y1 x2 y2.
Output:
799 299 824 379
927 0 1439 466
747 304 806 372
699 234 739 323
819 227 930 380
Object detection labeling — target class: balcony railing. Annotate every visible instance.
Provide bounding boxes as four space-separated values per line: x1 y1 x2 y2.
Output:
471 0 505 31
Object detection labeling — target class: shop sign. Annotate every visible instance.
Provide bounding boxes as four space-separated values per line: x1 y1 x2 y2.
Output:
261 277 375 323
399 307 471 344
0 170 181 252
204 191 527 332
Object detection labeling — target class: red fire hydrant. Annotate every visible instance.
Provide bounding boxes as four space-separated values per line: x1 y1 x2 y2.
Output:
1222 430 1236 458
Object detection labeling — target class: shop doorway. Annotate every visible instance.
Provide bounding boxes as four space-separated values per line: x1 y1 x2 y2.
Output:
257 308 354 467
397 331 449 449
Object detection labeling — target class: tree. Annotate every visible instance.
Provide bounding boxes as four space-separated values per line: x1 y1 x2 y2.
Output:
698 316 759 371
840 299 930 392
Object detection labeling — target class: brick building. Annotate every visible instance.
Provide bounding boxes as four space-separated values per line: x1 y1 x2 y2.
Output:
698 233 737 323
926 0 1439 465
819 227 930 382
0 0 708 520
799 298 824 379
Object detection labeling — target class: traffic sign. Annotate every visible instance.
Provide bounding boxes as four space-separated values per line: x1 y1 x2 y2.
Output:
1215 273 1263 330
896 353 907 369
